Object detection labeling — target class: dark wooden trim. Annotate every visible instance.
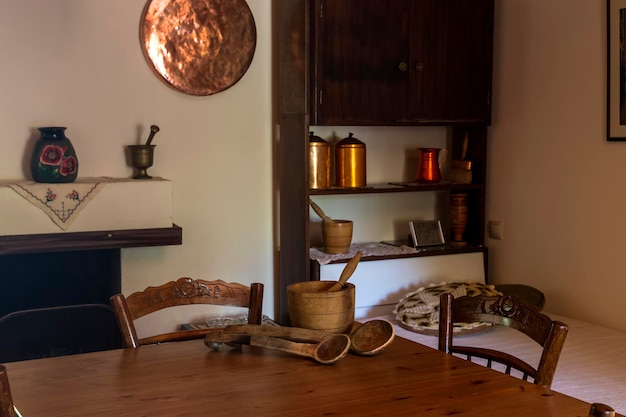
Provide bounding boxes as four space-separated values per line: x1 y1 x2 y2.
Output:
277 0 310 325
0 224 182 255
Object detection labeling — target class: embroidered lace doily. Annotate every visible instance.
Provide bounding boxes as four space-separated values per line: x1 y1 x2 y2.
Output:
9 180 103 230
394 281 502 336
310 242 417 265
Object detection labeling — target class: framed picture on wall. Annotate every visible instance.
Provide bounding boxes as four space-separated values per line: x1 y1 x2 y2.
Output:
409 220 445 247
607 0 626 140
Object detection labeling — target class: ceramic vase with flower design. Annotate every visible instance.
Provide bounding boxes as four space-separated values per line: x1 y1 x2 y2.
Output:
30 127 79 183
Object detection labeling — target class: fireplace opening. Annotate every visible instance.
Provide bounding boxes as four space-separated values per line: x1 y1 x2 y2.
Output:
0 249 123 361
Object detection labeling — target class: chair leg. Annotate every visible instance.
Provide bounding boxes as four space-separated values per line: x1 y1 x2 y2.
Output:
248 283 264 325
0 365 15 417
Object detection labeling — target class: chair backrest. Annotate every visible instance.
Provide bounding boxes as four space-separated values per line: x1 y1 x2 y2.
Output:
438 293 568 388
0 365 15 417
110 278 264 348
589 403 616 417
0 304 123 363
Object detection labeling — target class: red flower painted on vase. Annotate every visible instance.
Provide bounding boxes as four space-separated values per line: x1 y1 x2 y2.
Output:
39 145 66 166
60 156 77 176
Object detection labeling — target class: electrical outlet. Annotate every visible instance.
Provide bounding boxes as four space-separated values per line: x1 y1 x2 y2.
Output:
488 220 502 240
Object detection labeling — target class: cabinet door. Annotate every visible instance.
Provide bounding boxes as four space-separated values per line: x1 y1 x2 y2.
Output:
409 0 494 123
310 0 410 125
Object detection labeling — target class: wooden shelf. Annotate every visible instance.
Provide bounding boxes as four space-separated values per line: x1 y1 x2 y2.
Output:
313 243 486 265
310 244 487 280
310 182 482 195
0 224 182 255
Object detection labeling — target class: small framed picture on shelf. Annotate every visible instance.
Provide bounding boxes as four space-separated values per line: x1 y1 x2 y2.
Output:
409 220 445 247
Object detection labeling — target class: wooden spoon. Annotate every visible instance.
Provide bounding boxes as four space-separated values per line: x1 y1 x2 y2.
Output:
215 319 395 356
309 199 334 223
327 251 362 292
348 320 395 356
204 330 350 365
249 334 350 365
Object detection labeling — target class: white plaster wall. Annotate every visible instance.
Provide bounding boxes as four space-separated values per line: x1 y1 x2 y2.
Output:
0 1 275 319
488 0 626 331
2 0 624 334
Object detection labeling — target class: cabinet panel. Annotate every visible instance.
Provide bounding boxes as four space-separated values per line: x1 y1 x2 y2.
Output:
311 0 410 124
311 0 494 125
409 0 494 122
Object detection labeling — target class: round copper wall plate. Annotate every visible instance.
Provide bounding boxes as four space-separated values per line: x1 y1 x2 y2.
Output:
140 0 257 96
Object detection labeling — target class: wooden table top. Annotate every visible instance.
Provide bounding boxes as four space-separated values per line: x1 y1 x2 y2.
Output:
5 334 601 416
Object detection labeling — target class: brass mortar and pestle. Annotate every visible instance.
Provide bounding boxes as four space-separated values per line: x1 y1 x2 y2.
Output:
128 125 159 179
310 199 353 254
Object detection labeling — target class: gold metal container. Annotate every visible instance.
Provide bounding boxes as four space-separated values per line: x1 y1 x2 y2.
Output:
335 133 366 188
309 132 330 189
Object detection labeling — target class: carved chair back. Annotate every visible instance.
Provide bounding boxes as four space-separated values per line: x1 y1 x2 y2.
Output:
438 293 568 388
0 365 15 417
110 278 264 348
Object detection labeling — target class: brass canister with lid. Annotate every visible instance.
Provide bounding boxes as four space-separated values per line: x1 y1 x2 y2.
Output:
309 132 330 189
335 132 366 188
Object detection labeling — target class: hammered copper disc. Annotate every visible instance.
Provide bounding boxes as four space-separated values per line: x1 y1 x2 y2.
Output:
140 0 256 96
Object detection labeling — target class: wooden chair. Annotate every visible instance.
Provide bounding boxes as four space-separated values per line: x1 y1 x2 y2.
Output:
0 365 15 417
110 278 264 348
0 304 123 362
589 403 616 417
438 293 568 388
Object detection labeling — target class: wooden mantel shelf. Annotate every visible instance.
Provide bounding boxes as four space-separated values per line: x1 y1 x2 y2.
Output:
0 224 182 255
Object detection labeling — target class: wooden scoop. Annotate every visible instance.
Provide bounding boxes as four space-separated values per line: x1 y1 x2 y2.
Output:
309 199 334 223
348 320 395 356
214 319 395 356
327 251 362 292
250 334 350 365
204 330 350 365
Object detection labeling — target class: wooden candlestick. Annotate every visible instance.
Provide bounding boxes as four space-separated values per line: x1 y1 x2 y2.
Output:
450 193 468 246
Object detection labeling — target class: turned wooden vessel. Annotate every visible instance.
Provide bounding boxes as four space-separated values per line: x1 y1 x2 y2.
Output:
287 281 355 334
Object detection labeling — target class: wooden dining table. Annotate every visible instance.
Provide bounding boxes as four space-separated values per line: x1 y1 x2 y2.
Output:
4 333 607 416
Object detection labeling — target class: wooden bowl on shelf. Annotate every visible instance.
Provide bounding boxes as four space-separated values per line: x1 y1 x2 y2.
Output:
322 220 353 254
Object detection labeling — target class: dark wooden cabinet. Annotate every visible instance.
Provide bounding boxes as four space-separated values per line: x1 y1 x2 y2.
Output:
277 0 494 324
310 0 494 126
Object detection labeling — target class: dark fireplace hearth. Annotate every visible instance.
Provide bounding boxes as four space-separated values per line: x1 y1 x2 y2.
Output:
0 225 182 361
0 249 121 317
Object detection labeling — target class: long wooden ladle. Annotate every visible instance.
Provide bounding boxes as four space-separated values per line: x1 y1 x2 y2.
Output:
205 331 350 365
210 319 395 356
327 250 362 292
309 199 334 223
252 334 350 365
